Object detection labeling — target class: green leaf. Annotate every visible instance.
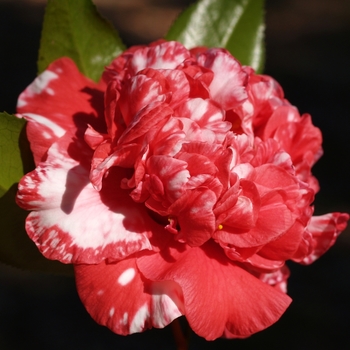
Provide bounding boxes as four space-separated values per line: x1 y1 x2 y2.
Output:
0 113 28 197
38 0 125 82
166 0 265 73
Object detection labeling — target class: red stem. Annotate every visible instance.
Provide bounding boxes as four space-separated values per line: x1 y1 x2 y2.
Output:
171 318 189 350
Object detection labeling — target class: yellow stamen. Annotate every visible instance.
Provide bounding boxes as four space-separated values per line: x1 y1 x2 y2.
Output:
218 224 223 230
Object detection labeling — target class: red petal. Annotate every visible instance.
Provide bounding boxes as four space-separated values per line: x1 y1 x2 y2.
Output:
259 220 304 260
215 179 260 233
137 241 291 340
17 57 105 164
75 258 184 335
250 164 299 195
261 105 298 139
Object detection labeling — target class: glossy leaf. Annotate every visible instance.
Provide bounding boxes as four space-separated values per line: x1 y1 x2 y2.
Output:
0 113 27 197
166 0 265 73
38 0 125 82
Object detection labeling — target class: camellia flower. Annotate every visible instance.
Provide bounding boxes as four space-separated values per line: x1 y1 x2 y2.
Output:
16 40 348 340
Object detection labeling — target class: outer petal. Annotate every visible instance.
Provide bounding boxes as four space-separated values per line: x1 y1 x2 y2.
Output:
300 212 349 264
17 57 105 164
258 265 290 294
75 258 184 335
17 134 162 264
137 241 291 340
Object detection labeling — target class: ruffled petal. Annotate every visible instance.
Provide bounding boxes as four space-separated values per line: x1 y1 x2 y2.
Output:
197 49 248 110
107 41 191 80
118 73 166 126
175 98 231 142
137 241 292 340
117 101 173 145
169 188 217 246
258 220 304 261
75 258 184 335
17 134 162 264
146 155 189 204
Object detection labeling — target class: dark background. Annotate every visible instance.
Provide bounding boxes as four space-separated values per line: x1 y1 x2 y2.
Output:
1 0 349 349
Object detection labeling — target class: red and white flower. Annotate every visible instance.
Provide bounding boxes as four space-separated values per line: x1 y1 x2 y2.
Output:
16 40 348 340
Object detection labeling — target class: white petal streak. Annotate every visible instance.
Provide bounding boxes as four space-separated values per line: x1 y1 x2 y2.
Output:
129 304 150 333
17 98 27 108
120 312 128 325
109 307 115 317
151 281 184 328
118 268 136 286
23 113 65 138
17 71 59 108
28 70 58 95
